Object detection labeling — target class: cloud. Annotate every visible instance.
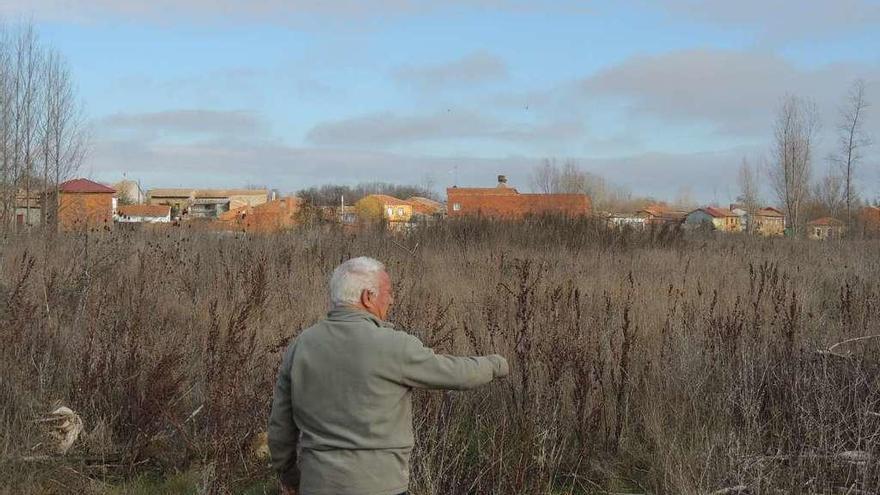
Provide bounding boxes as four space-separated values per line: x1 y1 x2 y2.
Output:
99 109 267 139
394 52 508 89
88 136 531 191
573 49 880 138
651 0 880 40
1 0 589 25
306 110 584 146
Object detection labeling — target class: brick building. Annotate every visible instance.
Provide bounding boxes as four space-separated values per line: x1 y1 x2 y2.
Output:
446 175 591 219
217 197 302 233
14 190 43 228
636 204 687 226
48 178 117 231
147 188 268 219
116 204 172 224
858 206 880 237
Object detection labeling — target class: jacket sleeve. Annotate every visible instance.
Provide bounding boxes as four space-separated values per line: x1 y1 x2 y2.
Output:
268 341 301 489
398 334 509 390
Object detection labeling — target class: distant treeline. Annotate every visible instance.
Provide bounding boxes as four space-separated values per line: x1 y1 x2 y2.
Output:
297 181 439 207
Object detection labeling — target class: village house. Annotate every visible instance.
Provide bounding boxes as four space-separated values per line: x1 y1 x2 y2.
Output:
355 194 414 229
14 190 43 228
116 204 172 224
636 204 686 226
217 197 302 233
447 175 591 219
114 179 146 204
313 205 358 225
47 178 117 231
859 206 880 236
729 204 748 227
339 205 358 225
807 217 846 240
604 211 647 229
147 188 269 219
406 196 445 222
684 206 742 232
751 207 786 236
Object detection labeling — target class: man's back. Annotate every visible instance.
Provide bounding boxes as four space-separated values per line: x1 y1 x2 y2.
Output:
269 307 508 495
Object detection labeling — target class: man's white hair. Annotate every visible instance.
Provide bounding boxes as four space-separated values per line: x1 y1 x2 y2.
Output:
329 257 386 307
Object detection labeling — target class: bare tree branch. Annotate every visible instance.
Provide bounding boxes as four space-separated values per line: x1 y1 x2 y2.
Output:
768 96 819 236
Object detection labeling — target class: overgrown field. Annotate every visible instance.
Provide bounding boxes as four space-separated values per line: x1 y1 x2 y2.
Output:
1 219 879 494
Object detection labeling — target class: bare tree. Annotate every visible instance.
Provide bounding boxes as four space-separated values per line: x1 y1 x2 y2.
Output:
811 171 846 219
673 185 696 211
530 158 612 209
0 26 12 227
769 96 819 235
736 158 760 231
13 24 45 232
419 173 436 197
529 158 560 194
41 47 87 227
829 79 871 226
0 21 86 234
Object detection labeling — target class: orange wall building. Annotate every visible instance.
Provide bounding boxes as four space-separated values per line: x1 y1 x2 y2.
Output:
217 197 302 233
447 175 590 219
859 206 880 236
49 178 117 231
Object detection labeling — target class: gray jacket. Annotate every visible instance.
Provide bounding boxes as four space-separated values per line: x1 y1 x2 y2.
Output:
268 307 509 495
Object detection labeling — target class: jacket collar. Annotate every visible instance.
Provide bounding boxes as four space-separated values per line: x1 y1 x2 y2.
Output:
327 306 395 329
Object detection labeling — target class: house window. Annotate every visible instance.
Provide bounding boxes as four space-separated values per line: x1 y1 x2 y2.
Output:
453 203 461 211
397 207 404 216
386 207 393 217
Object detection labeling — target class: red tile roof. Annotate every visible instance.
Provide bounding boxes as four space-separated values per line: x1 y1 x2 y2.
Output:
702 206 737 218
638 205 670 217
406 196 444 215
755 207 785 217
807 217 845 227
59 178 116 194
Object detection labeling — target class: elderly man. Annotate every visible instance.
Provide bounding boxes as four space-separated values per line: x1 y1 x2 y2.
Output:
268 257 509 495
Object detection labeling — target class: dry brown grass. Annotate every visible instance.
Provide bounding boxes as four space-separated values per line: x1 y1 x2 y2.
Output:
1 219 878 494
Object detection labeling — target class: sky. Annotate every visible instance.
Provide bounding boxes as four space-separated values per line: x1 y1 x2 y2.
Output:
3 0 880 202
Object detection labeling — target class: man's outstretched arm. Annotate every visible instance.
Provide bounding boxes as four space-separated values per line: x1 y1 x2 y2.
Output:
268 343 301 491
398 334 509 390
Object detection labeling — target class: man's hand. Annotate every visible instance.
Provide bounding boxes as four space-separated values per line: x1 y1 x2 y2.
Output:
277 467 300 495
488 354 509 378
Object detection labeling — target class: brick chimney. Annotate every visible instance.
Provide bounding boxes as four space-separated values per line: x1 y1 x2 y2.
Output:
497 175 508 188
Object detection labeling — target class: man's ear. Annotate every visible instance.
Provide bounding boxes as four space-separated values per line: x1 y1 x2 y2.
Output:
360 288 373 308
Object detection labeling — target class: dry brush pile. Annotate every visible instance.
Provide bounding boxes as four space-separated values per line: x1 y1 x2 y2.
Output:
1 219 878 494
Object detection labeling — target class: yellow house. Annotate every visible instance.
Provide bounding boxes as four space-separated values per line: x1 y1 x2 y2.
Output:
684 207 742 232
354 194 413 227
